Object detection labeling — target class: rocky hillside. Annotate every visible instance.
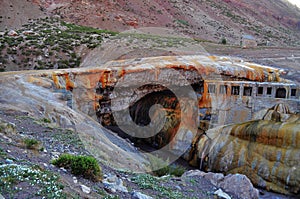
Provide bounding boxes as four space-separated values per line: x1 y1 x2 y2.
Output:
0 17 117 71
2 0 299 46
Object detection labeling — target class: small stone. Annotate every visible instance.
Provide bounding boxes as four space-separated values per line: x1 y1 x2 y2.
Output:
60 167 67 172
103 174 128 193
5 159 13 164
175 185 182 191
8 30 18 36
73 177 78 184
131 191 154 199
106 174 118 183
81 184 91 194
214 189 231 199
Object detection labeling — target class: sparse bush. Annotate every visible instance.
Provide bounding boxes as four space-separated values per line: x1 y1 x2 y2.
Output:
23 138 39 149
39 118 51 123
52 154 102 181
221 38 227 45
175 19 189 26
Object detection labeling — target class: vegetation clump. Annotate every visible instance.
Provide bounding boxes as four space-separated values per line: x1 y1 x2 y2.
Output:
23 138 39 149
131 173 183 199
51 154 102 181
221 37 227 45
148 155 186 177
0 164 65 198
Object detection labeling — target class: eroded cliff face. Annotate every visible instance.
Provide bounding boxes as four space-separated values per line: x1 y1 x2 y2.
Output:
0 55 299 194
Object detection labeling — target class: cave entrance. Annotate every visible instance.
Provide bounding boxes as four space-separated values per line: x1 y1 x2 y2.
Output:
275 88 286 98
96 81 205 169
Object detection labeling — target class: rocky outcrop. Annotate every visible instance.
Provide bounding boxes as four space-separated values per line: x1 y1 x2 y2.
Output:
201 112 300 195
183 170 259 199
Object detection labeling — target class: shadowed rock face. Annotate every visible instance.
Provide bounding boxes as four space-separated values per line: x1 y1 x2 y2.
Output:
0 55 299 194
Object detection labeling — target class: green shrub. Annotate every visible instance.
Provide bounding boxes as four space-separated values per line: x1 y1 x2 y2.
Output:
176 19 189 26
221 38 227 45
23 138 39 149
52 154 102 181
39 118 51 123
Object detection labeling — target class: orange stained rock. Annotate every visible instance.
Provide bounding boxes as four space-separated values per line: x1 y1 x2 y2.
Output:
207 118 300 194
26 76 52 88
199 83 212 108
52 72 61 89
64 73 75 91
118 68 126 78
76 72 102 89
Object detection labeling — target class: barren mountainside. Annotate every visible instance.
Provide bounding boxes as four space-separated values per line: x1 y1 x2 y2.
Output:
1 0 299 46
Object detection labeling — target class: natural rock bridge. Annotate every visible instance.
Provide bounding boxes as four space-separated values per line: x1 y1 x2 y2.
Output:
0 55 299 195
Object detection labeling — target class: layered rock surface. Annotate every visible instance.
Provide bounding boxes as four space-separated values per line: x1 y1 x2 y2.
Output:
0 55 299 195
202 108 300 194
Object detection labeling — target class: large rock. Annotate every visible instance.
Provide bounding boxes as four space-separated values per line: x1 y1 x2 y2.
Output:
204 115 300 195
183 170 259 199
219 174 259 199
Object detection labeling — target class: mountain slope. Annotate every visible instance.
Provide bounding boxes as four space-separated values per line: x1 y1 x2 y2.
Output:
21 0 300 46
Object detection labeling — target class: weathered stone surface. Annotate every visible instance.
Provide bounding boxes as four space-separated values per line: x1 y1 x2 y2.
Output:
102 174 128 193
0 73 150 173
80 184 91 194
219 174 259 199
204 113 300 194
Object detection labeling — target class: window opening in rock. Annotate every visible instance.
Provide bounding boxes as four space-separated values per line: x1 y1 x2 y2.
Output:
219 85 227 94
231 86 240 95
257 87 263 95
243 87 252 96
208 84 216 94
275 88 286 99
291 89 296 97
267 87 272 95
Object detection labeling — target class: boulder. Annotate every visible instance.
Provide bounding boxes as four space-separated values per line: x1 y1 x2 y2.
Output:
131 191 154 199
219 174 259 199
80 184 91 194
102 174 128 193
205 117 300 195
7 30 18 36
182 170 259 199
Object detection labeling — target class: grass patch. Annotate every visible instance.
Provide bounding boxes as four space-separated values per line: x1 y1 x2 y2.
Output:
61 21 118 36
51 154 102 181
96 188 120 199
148 155 186 177
52 129 83 147
131 173 183 199
0 164 65 198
